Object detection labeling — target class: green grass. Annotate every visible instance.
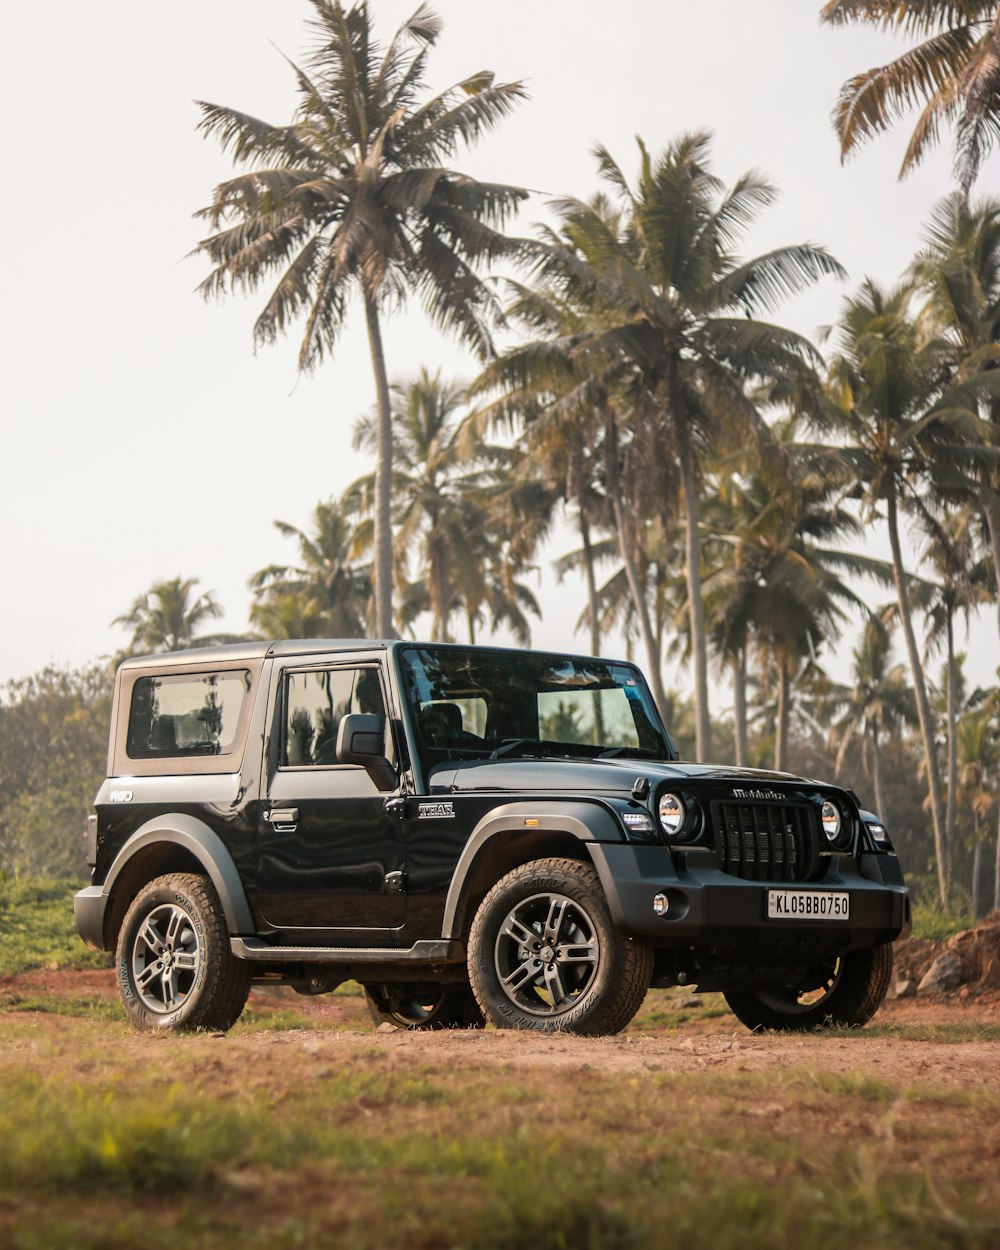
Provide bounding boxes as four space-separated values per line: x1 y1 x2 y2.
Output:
0 878 110 975
1 1056 997 1250
910 904 978 942
0 992 123 1022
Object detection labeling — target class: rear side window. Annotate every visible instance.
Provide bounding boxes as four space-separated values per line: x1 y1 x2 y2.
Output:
126 671 250 759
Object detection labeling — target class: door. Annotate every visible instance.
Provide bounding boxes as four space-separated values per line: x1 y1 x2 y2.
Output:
256 664 406 936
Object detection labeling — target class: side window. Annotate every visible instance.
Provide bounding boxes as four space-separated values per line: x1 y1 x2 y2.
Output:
126 671 250 760
282 667 386 767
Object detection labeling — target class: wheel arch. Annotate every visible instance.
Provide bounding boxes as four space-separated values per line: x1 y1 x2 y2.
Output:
442 801 623 941
101 815 255 951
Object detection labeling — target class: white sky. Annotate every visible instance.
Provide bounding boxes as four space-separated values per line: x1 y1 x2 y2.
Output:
2 0 997 697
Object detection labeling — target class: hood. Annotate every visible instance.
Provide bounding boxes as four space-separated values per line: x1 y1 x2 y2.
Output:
428 755 830 796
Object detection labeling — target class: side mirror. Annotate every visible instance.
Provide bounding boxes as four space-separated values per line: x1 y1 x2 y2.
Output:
336 713 396 793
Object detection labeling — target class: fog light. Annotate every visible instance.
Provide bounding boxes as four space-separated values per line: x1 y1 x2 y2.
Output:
653 892 669 917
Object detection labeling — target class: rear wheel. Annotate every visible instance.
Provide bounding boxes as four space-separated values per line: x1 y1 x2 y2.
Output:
116 873 251 1033
363 984 485 1030
468 857 653 1035
724 943 894 1032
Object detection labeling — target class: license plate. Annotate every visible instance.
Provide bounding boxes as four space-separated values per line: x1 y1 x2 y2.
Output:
767 890 849 920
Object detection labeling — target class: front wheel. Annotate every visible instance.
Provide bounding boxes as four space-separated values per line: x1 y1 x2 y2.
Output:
363 984 485 1030
724 943 894 1032
116 873 251 1033
467 857 653 1035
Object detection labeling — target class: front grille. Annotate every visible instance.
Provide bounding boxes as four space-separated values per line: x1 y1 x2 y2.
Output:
711 801 818 883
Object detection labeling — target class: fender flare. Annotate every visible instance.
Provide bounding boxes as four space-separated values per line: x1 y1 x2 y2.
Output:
103 814 255 936
441 800 624 939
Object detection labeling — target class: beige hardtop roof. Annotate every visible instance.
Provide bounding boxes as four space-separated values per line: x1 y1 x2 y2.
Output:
116 639 391 671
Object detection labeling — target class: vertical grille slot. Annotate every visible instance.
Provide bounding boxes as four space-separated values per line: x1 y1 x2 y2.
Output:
712 802 817 883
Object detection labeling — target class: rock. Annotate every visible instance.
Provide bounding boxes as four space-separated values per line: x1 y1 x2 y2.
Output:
982 956 1000 990
917 950 964 995
889 978 916 1000
892 937 940 986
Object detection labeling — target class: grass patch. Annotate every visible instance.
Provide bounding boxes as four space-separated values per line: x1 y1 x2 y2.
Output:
849 1020 1000 1043
910 904 979 942
0 992 122 1022
632 986 734 1031
0 878 109 975
1 1050 998 1249
0 1076 247 1195
231 1004 313 1033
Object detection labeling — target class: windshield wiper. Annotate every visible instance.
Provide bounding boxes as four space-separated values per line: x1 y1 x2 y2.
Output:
597 746 659 760
488 738 546 760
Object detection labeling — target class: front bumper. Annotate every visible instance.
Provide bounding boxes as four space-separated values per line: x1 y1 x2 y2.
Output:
590 843 910 950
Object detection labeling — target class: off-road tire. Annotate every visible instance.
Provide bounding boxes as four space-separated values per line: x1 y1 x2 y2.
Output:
468 857 653 1035
724 942 894 1033
116 872 252 1032
363 984 486 1030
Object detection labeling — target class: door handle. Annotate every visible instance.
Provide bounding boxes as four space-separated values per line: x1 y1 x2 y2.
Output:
266 807 299 831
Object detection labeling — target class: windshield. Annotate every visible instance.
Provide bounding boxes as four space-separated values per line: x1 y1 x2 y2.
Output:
398 646 672 767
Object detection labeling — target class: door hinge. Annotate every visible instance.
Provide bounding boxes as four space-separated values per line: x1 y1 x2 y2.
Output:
385 870 407 894
384 796 407 820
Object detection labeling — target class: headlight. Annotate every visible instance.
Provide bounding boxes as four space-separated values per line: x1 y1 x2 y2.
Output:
821 800 853 850
865 820 893 851
658 792 686 836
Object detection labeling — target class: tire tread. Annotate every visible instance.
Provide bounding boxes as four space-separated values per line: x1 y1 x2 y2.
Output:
117 872 251 1033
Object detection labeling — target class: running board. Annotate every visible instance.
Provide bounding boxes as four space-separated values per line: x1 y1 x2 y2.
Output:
231 936 463 964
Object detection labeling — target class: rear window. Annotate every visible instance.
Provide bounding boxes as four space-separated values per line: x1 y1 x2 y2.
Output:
126 671 250 760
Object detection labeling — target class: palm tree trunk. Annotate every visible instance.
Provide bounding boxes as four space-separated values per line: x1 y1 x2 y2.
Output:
579 511 607 743
994 808 1000 912
579 512 602 657
887 488 950 909
603 411 670 721
364 294 394 638
775 654 791 773
733 648 748 767
984 496 1000 647
945 608 957 857
670 381 711 761
971 828 982 917
870 723 888 822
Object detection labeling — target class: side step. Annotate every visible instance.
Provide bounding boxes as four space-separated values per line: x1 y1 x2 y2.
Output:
231 936 464 964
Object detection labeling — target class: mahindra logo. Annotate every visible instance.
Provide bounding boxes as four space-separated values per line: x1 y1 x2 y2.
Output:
733 788 782 801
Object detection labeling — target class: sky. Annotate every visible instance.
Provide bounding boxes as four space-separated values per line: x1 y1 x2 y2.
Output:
2 0 997 697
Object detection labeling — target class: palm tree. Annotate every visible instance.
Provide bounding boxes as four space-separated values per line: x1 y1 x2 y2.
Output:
821 2 1000 191
832 611 916 819
513 407 610 659
113 577 225 653
352 369 542 643
248 497 370 637
480 138 844 755
824 278 962 904
913 502 992 855
956 702 999 913
472 195 672 702
194 1 527 637
701 454 877 772
911 191 1000 643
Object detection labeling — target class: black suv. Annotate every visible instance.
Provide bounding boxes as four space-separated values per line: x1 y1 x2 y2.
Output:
75 640 910 1035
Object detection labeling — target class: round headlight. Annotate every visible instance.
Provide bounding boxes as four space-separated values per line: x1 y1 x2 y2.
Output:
658 792 686 836
821 800 843 843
